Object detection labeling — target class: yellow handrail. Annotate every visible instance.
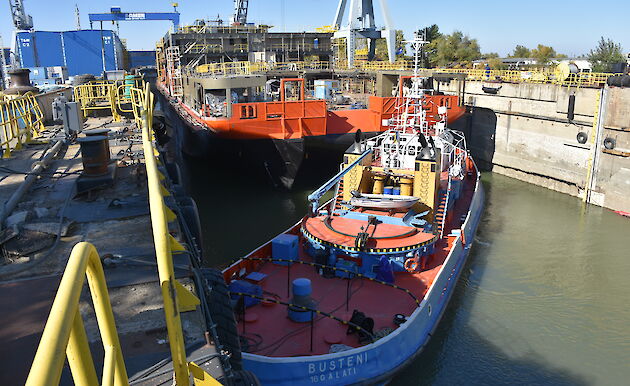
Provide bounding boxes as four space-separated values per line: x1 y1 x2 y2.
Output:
135 82 217 385
0 92 44 158
25 242 128 386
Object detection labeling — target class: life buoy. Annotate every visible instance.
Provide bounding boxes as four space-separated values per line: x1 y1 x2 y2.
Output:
404 257 419 272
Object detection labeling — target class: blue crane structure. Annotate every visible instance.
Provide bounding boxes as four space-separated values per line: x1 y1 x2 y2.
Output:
88 6 180 31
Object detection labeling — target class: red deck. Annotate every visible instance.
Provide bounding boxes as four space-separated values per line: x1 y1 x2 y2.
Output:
224 167 477 358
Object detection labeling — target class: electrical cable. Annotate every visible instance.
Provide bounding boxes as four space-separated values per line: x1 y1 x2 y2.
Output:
0 176 76 280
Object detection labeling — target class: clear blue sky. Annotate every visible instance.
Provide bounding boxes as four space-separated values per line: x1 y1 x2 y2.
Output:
1 0 628 57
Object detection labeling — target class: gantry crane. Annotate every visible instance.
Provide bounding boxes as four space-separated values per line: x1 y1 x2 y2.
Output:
333 0 395 68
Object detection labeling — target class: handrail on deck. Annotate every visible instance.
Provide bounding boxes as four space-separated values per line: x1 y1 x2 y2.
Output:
134 81 218 385
25 242 128 386
0 92 44 158
27 81 219 386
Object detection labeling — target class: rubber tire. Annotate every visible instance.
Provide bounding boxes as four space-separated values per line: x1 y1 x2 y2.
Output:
231 370 261 386
180 197 204 260
576 132 588 144
165 162 182 185
604 137 616 150
200 268 243 371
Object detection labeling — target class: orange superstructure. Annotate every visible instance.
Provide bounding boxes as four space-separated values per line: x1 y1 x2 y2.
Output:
169 77 465 141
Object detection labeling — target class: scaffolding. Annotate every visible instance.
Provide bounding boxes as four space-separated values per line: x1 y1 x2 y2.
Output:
166 46 183 97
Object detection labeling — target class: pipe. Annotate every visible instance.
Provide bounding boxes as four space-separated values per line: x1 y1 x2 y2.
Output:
0 139 66 228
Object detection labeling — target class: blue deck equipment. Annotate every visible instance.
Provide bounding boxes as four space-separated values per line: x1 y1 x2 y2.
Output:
272 234 299 266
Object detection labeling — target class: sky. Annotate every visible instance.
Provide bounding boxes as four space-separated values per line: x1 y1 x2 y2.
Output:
1 0 629 57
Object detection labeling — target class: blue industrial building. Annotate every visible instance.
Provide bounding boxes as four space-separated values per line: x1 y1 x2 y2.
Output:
128 51 156 69
15 30 124 76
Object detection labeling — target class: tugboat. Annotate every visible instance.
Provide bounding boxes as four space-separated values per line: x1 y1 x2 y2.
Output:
221 33 484 385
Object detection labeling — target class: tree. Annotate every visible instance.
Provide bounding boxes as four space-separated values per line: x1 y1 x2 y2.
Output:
428 31 481 67
416 24 441 67
531 44 557 65
588 37 625 73
509 45 531 58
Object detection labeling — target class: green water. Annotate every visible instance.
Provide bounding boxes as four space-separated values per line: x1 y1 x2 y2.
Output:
186 159 630 385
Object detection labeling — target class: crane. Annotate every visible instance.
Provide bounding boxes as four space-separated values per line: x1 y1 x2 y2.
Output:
88 5 181 31
8 0 34 30
231 0 249 25
332 0 395 68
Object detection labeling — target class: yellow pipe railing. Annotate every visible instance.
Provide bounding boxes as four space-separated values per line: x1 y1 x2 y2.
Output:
25 242 128 386
133 82 217 385
26 82 219 386
187 58 618 87
0 92 44 158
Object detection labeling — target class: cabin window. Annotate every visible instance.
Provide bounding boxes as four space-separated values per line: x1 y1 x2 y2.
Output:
240 105 257 119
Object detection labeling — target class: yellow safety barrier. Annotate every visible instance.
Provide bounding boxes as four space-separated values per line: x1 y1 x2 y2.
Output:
187 58 617 87
135 82 218 385
74 81 121 121
0 92 44 158
25 242 128 386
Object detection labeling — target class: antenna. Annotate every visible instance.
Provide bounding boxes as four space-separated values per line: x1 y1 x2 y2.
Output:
75 4 81 30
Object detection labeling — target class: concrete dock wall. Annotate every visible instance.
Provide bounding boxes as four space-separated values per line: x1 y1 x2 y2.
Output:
443 81 630 213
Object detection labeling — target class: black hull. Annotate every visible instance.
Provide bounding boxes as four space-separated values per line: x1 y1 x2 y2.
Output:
157 91 379 189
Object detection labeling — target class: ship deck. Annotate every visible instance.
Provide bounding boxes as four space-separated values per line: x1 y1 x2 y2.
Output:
0 111 221 385
225 169 477 358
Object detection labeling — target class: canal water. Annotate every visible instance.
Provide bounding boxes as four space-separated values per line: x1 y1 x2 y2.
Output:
185 157 630 385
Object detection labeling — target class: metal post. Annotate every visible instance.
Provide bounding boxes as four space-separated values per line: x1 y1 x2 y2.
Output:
287 262 291 298
310 311 315 352
346 278 350 311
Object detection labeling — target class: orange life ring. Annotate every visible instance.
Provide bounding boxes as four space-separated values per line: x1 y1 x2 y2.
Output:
404 257 419 272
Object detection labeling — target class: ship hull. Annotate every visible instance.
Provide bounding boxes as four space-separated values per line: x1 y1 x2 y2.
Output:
232 173 485 385
157 84 464 189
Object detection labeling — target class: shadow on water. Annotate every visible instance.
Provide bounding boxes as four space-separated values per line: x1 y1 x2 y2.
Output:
391 174 593 386
182 149 341 266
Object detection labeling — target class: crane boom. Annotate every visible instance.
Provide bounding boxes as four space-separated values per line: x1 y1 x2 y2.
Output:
8 0 34 30
232 0 248 25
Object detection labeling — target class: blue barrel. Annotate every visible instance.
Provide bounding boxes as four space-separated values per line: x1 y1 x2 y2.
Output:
392 187 401 195
289 278 314 322
384 186 394 195
292 278 312 296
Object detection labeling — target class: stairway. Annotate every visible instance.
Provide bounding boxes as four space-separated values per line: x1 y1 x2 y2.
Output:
434 191 448 236
334 179 345 211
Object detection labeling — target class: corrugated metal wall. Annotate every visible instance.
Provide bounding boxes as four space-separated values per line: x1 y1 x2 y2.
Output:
16 30 125 76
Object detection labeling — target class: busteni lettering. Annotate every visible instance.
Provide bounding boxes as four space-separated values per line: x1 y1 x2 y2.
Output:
307 353 367 382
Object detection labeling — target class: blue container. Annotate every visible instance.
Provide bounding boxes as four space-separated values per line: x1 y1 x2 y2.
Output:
392 187 401 195
272 234 299 266
17 30 124 76
228 280 262 308
384 186 394 195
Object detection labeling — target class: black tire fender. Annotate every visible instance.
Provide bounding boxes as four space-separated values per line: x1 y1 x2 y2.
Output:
199 268 243 371
576 132 588 144
603 137 616 150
